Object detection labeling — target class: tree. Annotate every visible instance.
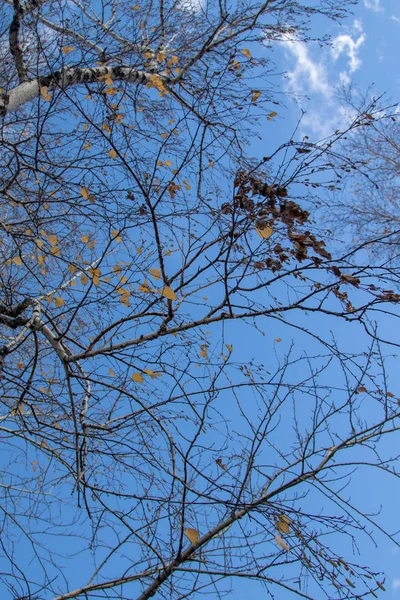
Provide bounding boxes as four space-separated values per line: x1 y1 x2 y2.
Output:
325 90 400 264
1 0 400 598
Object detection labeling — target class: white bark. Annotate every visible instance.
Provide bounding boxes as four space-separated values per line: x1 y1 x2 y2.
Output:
0 66 161 115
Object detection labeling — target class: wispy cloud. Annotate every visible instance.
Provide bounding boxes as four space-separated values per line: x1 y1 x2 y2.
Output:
331 21 365 73
392 15 400 24
363 0 383 12
281 21 365 139
285 41 332 99
177 0 204 11
393 579 400 591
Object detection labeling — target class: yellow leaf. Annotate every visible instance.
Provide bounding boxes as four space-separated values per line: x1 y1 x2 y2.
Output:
226 344 233 352
162 286 177 300
40 86 51 102
81 235 90 243
144 51 153 59
185 528 199 545
62 45 74 54
120 293 131 306
80 273 88 285
275 534 289 552
137 247 142 255
111 230 122 242
242 48 251 58
161 132 168 139
149 268 161 280
167 55 179 66
50 246 61 257
131 372 144 383
69 264 76 273
138 280 151 293
80 187 89 200
144 369 162 379
93 276 100 286
251 90 261 102
113 265 122 274
165 159 173 167
276 514 290 534
55 296 64 307
275 338 282 343
133 3 140 8
157 160 163 166
256 225 273 239
108 368 115 377
48 234 58 246
105 87 117 95
37 255 44 265
12 256 23 266
109 149 117 159
17 361 24 369
268 111 278 118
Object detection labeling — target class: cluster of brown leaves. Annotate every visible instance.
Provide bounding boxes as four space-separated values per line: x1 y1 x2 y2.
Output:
222 171 332 266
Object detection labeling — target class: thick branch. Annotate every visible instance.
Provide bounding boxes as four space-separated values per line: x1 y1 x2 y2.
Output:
0 66 164 115
9 0 27 83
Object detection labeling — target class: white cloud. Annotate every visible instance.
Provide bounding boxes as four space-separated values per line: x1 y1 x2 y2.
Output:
281 22 365 139
285 41 332 99
363 0 383 12
392 15 400 24
177 0 204 11
393 579 400 591
331 31 365 73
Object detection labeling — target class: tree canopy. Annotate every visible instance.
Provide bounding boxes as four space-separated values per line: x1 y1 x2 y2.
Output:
1 1 400 599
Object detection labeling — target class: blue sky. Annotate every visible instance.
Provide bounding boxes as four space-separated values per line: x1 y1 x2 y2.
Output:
275 0 400 140
2 1 400 598
240 1 400 597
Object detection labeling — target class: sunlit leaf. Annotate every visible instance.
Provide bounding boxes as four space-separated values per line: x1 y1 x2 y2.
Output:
242 48 251 58
111 230 122 242
80 187 89 200
251 90 261 102
149 268 161 280
162 286 177 300
108 368 115 377
80 273 89 285
226 344 233 352
62 46 74 54
185 528 199 544
109 149 117 159
55 296 65 307
40 86 51 102
131 372 144 383
48 234 58 246
276 514 290 534
138 280 151 293
12 256 23 266
256 225 273 239
143 369 162 379
275 534 289 552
